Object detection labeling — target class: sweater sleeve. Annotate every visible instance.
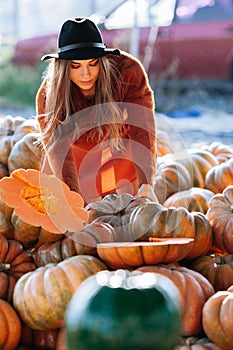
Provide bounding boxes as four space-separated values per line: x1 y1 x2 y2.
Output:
117 53 157 185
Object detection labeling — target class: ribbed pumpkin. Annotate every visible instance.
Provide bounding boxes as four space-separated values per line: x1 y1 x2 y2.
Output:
205 158 233 194
189 254 233 292
65 270 182 350
70 219 117 256
0 115 38 165
129 202 194 241
153 157 192 204
136 264 215 336
0 233 36 302
56 328 68 350
20 323 59 350
206 185 233 254
202 142 233 164
97 238 194 269
129 202 212 259
179 148 219 188
184 211 213 260
8 132 44 173
87 192 151 241
0 298 22 350
13 255 107 330
163 187 214 214
0 163 9 179
11 211 63 248
32 236 77 267
174 336 221 350
0 210 14 239
202 285 233 350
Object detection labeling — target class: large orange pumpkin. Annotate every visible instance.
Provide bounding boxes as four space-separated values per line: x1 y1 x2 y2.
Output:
129 202 212 259
202 285 233 350
97 238 194 269
206 185 233 254
0 115 38 165
13 255 107 330
205 158 233 194
136 264 215 336
0 233 36 302
0 298 22 350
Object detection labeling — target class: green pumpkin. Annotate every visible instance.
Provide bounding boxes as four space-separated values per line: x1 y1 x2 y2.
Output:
66 269 182 350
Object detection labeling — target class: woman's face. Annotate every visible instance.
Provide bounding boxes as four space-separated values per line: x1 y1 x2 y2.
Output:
69 58 100 97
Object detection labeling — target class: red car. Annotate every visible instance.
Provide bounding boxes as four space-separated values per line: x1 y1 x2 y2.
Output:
12 0 233 81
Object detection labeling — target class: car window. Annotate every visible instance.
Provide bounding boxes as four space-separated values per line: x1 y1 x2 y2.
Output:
174 0 233 23
103 0 176 29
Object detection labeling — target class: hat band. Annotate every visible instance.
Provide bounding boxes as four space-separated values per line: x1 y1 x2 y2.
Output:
58 42 106 53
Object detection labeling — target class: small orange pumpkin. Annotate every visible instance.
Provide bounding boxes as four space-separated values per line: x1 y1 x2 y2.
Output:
163 187 214 214
0 115 38 165
153 157 192 203
11 210 63 248
8 132 44 173
0 233 36 302
70 218 118 256
188 254 233 292
202 285 233 350
32 236 77 267
179 148 219 188
205 158 233 194
201 142 233 164
206 185 233 254
0 298 22 350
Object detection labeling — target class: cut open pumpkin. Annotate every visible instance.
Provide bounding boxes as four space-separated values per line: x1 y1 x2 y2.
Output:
97 237 194 269
0 169 88 234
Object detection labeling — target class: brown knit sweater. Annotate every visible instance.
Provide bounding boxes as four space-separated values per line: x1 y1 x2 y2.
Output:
36 51 157 200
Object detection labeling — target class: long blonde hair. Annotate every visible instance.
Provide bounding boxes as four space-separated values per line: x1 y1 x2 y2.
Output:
41 56 127 150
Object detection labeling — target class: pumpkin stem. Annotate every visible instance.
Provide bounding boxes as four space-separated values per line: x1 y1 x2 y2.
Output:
0 262 11 271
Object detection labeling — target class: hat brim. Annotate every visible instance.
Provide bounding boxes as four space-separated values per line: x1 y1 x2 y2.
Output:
41 48 121 61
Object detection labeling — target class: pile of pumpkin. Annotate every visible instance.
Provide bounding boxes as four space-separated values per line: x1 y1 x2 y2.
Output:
0 114 233 349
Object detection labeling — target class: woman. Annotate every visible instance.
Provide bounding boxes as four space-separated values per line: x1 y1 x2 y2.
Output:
36 17 157 204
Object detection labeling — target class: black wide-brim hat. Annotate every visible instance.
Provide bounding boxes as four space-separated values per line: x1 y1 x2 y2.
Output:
41 17 121 61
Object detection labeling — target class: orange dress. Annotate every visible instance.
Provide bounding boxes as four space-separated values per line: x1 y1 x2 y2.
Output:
71 125 138 202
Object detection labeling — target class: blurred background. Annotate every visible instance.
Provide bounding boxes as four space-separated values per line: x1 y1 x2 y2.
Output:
0 0 233 148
